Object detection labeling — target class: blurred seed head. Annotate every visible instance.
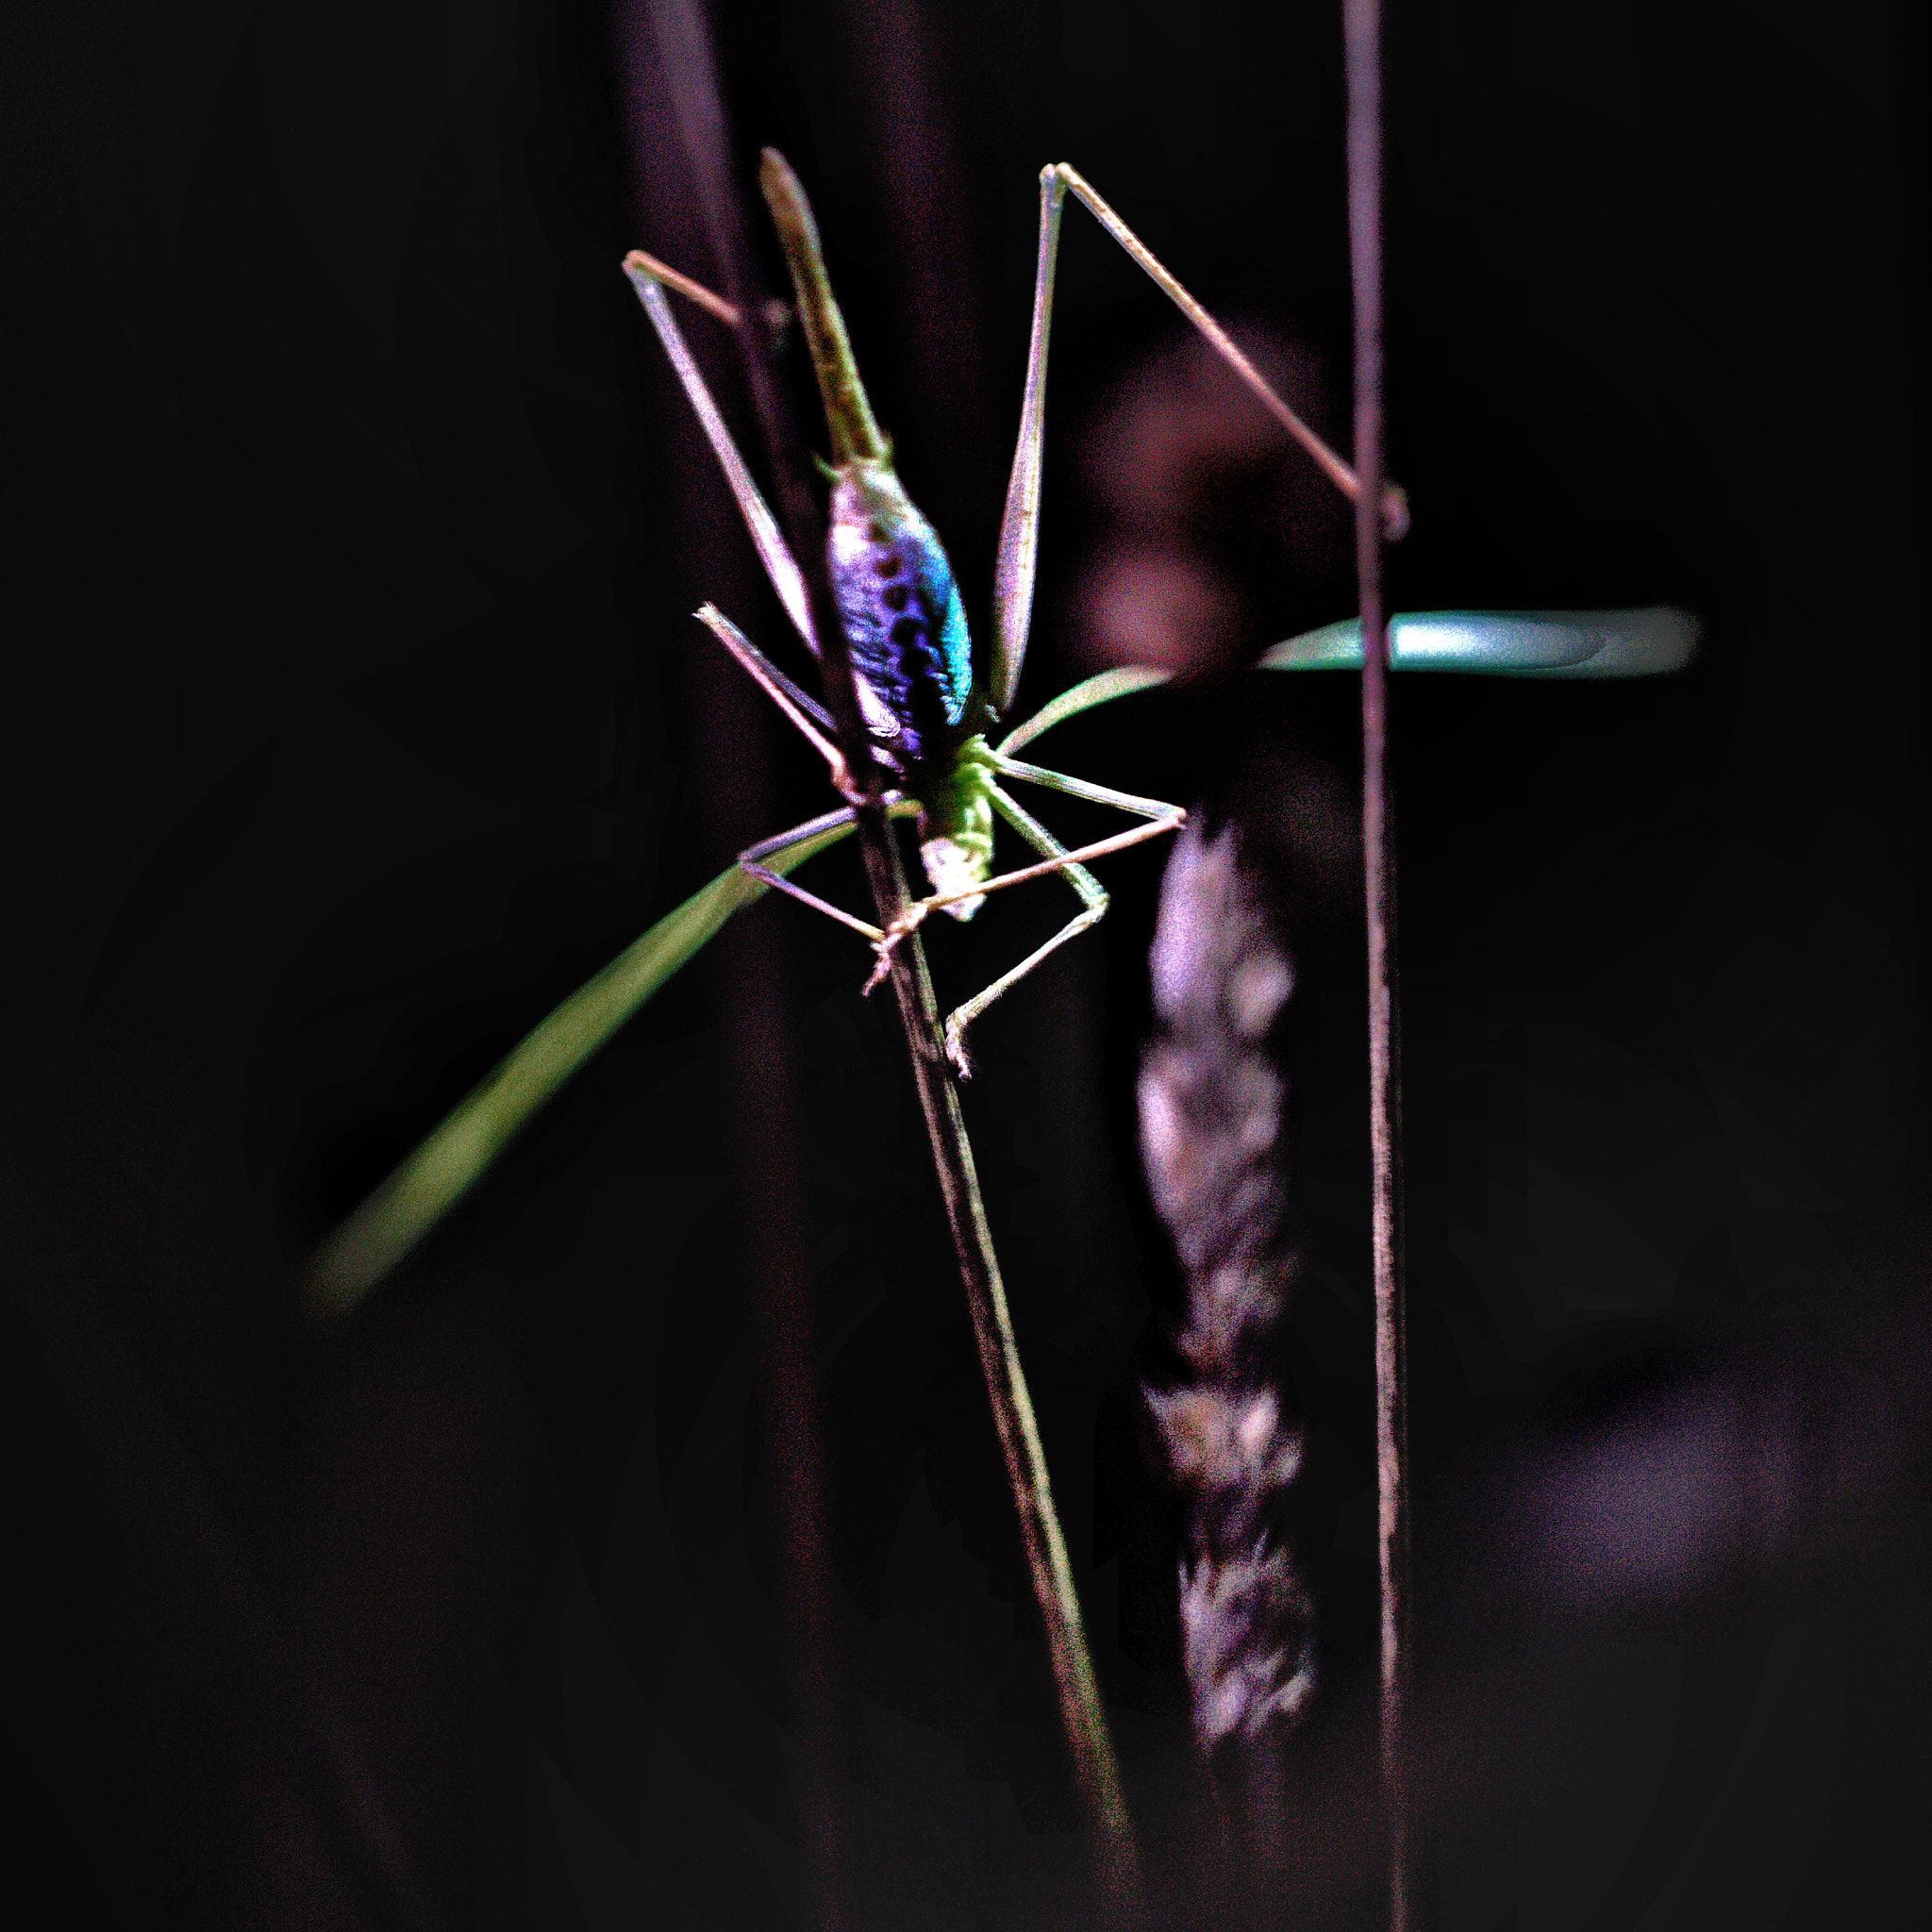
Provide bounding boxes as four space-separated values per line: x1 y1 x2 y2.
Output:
1142 814 1317 1765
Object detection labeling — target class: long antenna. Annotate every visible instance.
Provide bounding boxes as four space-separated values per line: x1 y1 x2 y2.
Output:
1342 1 1412 1928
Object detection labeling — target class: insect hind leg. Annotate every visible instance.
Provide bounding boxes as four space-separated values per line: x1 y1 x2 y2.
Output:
1050 166 1408 539
907 757 1186 924
939 786 1110 1079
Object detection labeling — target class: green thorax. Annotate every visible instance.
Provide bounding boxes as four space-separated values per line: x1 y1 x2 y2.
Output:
911 732 998 921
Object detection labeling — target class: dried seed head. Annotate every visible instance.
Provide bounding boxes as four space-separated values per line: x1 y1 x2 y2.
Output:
1142 812 1315 1757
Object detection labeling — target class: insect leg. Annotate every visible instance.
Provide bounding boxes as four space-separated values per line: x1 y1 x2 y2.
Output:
989 161 1407 719
995 666 1171 758
987 167 1068 715
625 248 741 327
623 257 819 656
938 786 1110 1077
1050 165 1408 538
914 756 1186 920
741 799 922 944
693 604 856 791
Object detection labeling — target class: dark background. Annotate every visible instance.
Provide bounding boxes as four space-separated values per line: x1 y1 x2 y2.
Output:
2 0 1926 1924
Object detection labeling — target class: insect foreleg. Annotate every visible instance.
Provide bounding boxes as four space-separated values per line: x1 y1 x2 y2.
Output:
693 605 858 792
741 800 921 944
624 258 819 655
937 787 1110 1077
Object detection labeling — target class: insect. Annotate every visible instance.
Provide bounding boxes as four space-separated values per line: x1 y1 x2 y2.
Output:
306 152 1694 1315
625 151 1407 1082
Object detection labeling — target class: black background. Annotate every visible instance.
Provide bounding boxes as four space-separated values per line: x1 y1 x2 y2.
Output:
2 0 1927 1924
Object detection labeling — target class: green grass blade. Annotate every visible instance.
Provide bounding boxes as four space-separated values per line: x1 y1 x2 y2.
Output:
309 604 1697 1318
998 608 1698 757
305 810 874 1320
995 666 1170 755
1258 607 1700 676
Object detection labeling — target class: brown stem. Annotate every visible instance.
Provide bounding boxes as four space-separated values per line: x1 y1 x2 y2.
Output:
767 381 1144 1923
636 1 1139 1899
1344 0 1413 1928
746 260 1141 1932
850 828 1141 1910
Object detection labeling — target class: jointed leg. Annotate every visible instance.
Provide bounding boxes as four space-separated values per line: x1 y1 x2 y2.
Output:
939 787 1110 1076
989 162 1407 717
911 758 1186 923
1048 167 1407 537
625 248 741 327
871 763 1184 1074
694 605 858 794
740 798 922 944
623 258 821 656
986 169 1068 714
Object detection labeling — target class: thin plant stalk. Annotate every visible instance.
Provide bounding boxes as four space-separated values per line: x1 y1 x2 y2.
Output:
740 261 1144 1929
1343 1 1413 1927
856 828 1141 1907
760 398 1144 1915
641 0 1139 1899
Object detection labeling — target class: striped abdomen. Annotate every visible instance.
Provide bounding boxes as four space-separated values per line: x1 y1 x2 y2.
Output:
827 462 974 766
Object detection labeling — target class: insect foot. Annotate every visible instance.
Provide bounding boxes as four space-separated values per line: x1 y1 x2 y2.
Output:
861 902 932 997
942 1011 974 1081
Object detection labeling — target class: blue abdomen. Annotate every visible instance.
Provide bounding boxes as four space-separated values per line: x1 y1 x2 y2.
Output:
828 475 974 764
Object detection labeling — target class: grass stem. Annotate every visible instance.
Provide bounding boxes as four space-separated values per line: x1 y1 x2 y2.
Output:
646 0 1140 1892
1344 1 1413 1925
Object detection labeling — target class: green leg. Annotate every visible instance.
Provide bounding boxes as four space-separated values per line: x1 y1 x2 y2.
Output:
624 261 821 656
994 665 1172 758
939 786 1110 1077
872 758 1184 1067
915 755 1186 922
988 164 1405 723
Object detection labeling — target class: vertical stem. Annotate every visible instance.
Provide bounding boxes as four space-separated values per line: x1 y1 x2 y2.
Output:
1342 2 1412 1929
767 429 1142 1901
765 458 1144 1911
734 269 1141 1911
853 839 1142 1913
634 2 1139 1901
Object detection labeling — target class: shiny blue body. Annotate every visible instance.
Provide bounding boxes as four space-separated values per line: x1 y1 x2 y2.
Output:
827 464 977 768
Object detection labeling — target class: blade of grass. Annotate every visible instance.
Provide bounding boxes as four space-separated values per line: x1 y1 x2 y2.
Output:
308 604 1698 1320
998 608 1699 757
302 807 895 1319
